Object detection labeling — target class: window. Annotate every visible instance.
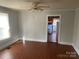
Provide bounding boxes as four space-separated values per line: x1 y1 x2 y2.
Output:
0 13 10 40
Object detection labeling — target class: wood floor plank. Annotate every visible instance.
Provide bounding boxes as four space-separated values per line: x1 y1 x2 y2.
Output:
0 41 79 59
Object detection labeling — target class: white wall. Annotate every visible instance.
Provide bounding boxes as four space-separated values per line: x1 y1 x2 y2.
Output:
73 9 79 55
0 6 19 50
19 9 75 43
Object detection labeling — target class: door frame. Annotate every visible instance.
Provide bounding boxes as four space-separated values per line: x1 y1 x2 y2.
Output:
46 15 61 43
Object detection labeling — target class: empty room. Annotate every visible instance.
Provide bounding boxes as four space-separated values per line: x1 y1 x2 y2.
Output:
0 0 79 59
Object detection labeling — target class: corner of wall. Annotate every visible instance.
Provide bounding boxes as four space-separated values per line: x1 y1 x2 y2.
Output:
58 41 79 55
72 44 79 55
0 38 19 50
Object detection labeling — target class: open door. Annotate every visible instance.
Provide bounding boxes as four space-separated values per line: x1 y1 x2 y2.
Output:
47 16 60 43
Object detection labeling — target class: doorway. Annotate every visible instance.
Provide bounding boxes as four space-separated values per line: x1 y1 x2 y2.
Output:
47 16 60 43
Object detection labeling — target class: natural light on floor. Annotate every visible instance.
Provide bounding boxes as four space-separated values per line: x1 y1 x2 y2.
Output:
0 13 10 40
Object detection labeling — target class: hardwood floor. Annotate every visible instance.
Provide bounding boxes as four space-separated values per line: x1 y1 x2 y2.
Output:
0 41 79 59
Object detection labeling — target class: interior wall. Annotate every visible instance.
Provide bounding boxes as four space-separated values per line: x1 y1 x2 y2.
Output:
73 9 79 55
0 6 19 50
19 9 75 43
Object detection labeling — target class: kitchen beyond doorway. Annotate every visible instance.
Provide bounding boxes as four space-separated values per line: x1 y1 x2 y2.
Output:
47 16 60 43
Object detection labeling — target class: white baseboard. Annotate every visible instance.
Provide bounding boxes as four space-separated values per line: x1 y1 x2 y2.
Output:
58 42 73 45
72 44 79 56
59 42 79 56
24 39 47 42
0 38 19 50
17 37 47 43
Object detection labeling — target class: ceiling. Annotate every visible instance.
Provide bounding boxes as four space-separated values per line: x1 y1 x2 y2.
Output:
0 0 79 10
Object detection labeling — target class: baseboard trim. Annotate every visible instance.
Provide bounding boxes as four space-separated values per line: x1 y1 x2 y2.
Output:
58 42 72 45
0 38 19 51
58 42 79 55
17 37 47 43
24 39 47 43
72 44 79 56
